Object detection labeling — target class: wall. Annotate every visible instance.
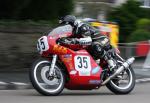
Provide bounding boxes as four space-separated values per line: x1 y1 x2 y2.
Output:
0 26 50 72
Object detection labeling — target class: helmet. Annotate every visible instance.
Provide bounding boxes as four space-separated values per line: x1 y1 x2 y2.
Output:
59 15 76 26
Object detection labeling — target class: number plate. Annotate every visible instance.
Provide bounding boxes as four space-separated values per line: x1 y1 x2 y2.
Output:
37 36 49 54
74 55 91 76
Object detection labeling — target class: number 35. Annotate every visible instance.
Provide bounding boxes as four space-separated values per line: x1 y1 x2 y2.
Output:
74 55 91 71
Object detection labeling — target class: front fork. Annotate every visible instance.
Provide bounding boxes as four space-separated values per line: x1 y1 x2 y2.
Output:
49 54 58 76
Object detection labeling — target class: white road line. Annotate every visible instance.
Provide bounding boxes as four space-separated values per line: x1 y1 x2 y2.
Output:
0 81 8 85
10 82 29 85
136 78 150 83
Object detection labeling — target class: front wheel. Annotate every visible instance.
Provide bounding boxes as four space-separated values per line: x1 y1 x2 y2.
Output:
106 67 135 94
29 58 65 96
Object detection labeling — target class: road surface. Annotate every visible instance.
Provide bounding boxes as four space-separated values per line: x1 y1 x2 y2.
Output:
0 83 150 103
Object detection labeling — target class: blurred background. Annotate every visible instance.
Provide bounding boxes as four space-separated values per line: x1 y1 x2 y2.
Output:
0 0 150 72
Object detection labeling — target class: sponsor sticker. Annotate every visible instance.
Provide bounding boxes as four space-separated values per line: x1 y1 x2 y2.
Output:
70 70 77 75
89 80 101 84
64 54 72 58
92 66 100 74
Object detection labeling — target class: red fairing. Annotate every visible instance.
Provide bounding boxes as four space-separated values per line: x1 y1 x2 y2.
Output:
37 31 102 90
60 50 102 90
40 32 74 57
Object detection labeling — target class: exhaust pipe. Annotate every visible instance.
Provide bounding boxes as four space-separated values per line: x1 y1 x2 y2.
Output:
101 57 135 85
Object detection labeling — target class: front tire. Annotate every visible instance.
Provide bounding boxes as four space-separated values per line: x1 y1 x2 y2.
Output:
29 58 65 96
106 67 135 94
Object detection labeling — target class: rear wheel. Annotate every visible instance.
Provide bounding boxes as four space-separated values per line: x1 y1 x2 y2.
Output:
29 58 65 96
106 66 135 94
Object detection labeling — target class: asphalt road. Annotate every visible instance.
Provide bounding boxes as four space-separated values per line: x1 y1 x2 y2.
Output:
0 83 150 103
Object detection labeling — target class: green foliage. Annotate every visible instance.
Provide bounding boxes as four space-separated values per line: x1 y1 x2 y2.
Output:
128 29 150 42
128 18 150 42
108 0 150 42
136 18 150 31
0 0 73 21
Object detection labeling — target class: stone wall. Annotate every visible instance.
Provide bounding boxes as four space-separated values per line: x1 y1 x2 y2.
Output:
0 26 50 72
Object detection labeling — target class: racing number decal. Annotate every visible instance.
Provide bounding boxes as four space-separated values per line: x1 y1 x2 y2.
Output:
37 36 49 54
74 55 91 76
39 38 45 50
76 56 88 69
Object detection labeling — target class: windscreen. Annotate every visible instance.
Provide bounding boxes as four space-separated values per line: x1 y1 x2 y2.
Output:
48 25 72 38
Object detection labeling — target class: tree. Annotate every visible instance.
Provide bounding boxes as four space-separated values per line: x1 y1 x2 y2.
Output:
20 0 74 20
136 18 150 31
128 18 150 42
108 0 150 42
128 29 150 42
0 0 74 21
0 0 31 19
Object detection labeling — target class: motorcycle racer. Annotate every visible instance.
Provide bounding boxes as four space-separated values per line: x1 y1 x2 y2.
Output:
30 15 136 96
57 15 116 70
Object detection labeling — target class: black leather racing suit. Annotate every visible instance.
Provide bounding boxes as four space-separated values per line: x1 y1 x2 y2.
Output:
58 19 116 69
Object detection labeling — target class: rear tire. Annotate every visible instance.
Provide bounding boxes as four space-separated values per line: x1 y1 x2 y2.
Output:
106 67 135 94
29 58 65 96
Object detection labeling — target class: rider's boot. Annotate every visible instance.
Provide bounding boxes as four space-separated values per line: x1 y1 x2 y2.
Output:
104 54 116 71
92 43 116 71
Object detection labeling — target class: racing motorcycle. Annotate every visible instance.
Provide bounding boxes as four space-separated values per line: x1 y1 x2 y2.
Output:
29 25 135 96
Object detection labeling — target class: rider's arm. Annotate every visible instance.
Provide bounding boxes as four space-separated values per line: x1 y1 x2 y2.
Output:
57 36 92 45
77 36 92 45
57 19 93 45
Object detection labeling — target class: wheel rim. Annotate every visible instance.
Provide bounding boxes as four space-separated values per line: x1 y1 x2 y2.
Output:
33 60 64 93
110 68 133 90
